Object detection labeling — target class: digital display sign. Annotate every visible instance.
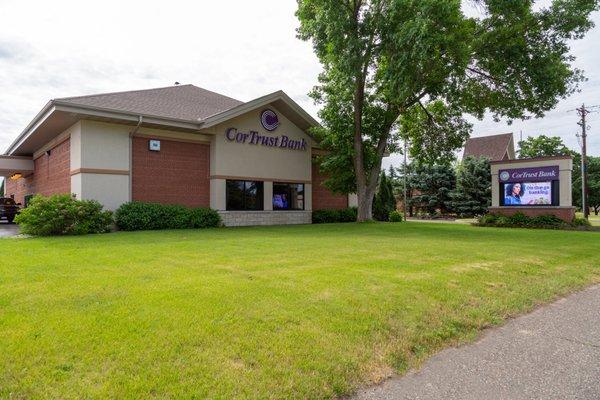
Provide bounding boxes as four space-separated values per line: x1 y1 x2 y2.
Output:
503 181 552 206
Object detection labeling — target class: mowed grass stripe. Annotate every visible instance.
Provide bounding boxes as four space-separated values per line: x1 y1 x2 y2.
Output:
0 222 598 399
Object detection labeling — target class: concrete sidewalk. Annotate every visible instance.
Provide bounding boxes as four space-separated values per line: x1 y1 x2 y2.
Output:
353 285 600 400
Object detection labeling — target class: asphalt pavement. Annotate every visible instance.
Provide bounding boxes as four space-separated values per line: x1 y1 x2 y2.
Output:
0 221 19 237
352 284 600 400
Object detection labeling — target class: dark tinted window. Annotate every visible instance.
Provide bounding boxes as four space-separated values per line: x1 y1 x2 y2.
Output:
226 180 264 211
1 198 15 205
273 183 305 210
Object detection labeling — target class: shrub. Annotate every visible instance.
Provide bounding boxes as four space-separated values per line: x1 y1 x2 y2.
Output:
529 214 565 228
338 207 358 222
507 212 531 227
389 210 403 222
312 207 357 224
189 207 222 228
476 213 588 230
572 217 592 227
495 216 511 227
115 202 221 231
14 194 113 236
478 213 498 226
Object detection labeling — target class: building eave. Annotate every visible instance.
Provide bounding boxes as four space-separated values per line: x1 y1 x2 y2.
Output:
4 101 204 156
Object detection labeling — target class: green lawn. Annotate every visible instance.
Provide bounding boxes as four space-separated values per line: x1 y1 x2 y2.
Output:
577 212 600 226
1 223 599 399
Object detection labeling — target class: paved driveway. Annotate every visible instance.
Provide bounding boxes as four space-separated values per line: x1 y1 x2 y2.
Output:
353 285 600 400
0 222 20 237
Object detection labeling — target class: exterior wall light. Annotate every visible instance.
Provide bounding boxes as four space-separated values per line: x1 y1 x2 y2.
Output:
10 173 22 180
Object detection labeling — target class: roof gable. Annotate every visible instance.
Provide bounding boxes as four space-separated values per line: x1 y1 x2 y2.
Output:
200 91 319 132
55 85 243 121
463 133 514 162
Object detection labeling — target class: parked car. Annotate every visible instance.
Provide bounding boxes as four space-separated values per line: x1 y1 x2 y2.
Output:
0 197 20 223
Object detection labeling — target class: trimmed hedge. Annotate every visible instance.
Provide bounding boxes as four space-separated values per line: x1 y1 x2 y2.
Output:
477 212 592 230
312 207 358 224
389 210 404 222
115 202 221 231
14 194 113 236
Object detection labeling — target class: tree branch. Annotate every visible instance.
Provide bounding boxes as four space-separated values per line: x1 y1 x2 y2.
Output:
466 66 505 85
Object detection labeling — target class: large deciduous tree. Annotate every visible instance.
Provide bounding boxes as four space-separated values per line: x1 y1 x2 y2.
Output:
296 0 598 221
518 135 573 158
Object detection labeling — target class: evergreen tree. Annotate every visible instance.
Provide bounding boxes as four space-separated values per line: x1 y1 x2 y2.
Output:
387 165 402 196
373 172 396 221
409 164 456 215
449 156 492 217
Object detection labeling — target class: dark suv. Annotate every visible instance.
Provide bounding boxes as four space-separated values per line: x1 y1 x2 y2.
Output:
0 197 20 223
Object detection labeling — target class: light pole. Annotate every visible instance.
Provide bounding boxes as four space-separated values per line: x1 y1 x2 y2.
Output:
403 137 408 218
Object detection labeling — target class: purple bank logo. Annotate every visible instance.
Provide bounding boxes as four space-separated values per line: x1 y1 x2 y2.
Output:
499 171 510 181
260 109 280 131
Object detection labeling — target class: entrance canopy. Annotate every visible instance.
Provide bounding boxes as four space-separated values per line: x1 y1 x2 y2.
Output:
0 155 33 178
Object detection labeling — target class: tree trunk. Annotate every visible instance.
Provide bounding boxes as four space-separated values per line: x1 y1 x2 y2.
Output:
353 72 369 222
356 188 373 221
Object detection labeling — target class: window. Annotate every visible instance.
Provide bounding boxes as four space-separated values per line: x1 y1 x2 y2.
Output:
226 180 264 211
273 183 304 210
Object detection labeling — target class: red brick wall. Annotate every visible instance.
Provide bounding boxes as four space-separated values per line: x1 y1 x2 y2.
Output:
132 137 210 207
5 138 71 205
311 161 348 210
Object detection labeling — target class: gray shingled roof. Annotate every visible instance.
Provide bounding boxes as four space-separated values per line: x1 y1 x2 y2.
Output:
55 84 243 121
463 133 513 161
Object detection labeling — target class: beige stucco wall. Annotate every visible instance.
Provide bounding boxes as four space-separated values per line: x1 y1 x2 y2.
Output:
491 158 573 207
210 179 226 210
68 122 83 172
204 106 315 212
79 121 130 171
70 121 130 209
75 173 130 211
206 106 315 182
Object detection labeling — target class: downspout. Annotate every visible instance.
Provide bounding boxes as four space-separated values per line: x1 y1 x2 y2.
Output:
129 116 143 202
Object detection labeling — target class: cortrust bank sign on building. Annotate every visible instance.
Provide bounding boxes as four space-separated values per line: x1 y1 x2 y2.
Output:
0 85 354 226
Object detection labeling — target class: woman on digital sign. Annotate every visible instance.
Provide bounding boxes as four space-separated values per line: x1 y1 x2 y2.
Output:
504 182 524 205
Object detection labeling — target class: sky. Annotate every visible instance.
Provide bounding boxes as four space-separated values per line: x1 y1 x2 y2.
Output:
0 0 599 176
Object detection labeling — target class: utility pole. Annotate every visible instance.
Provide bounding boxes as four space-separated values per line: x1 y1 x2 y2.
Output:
403 137 408 219
576 104 589 219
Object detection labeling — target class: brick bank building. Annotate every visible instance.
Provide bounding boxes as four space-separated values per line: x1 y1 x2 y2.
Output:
1 85 355 226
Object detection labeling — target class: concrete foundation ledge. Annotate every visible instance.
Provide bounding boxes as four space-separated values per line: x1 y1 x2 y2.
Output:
218 210 312 227
488 206 576 222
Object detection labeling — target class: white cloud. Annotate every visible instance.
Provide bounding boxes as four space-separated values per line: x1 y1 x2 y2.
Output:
0 0 598 175
0 0 321 153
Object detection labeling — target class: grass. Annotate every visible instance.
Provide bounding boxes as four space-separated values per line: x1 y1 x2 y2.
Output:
1 222 599 399
576 212 600 226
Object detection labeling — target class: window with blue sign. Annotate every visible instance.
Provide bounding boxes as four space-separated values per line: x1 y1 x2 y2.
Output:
273 183 304 210
226 180 264 211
